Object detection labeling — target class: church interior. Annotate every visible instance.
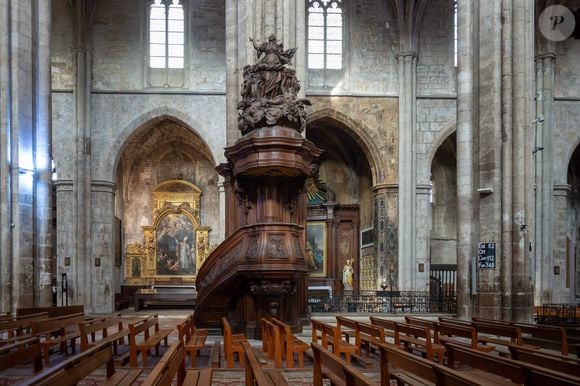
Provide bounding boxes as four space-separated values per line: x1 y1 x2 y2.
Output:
1 0 580 340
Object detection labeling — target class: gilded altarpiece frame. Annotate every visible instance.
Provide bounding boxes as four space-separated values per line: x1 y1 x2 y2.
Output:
124 180 210 285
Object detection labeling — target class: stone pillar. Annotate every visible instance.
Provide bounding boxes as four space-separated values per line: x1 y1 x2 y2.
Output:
534 53 555 304
552 184 572 303
89 181 116 313
0 0 53 311
415 184 431 290
396 51 417 290
456 0 475 319
225 0 239 146
0 0 11 311
510 0 534 322
373 184 398 289
35 0 54 307
65 0 95 308
55 180 75 306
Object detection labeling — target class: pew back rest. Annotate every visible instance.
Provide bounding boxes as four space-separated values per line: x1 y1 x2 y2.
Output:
31 314 86 336
17 306 84 319
79 315 129 351
311 342 379 386
377 342 437 385
405 316 436 330
356 322 384 342
129 315 162 339
434 322 477 344
473 322 521 344
18 342 116 386
176 314 194 342
241 340 275 386
444 342 526 383
141 340 186 386
0 337 43 373
369 316 397 338
0 312 49 336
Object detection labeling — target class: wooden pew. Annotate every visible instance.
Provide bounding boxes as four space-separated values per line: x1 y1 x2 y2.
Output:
311 342 379 386
241 340 288 386
473 316 570 355
434 322 496 352
271 317 309 368
30 313 87 365
142 340 186 386
222 317 247 368
395 322 445 363
176 313 208 367
311 319 356 364
369 316 397 342
471 321 522 350
79 314 138 366
128 314 172 367
356 321 386 357
261 318 283 368
508 344 580 377
405 316 436 331
0 312 49 342
0 337 43 373
18 342 142 386
444 342 580 386
378 342 496 386
17 305 84 318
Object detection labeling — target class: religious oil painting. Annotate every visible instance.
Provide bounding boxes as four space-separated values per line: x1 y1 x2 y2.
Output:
306 222 326 277
155 212 196 276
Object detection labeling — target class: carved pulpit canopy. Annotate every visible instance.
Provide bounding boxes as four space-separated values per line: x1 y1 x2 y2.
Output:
238 35 311 135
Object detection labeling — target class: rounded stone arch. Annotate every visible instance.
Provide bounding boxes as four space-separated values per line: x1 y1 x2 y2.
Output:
306 108 384 185
107 107 218 183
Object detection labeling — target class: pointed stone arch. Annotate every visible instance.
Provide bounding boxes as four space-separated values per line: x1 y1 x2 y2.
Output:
306 108 384 185
107 107 218 182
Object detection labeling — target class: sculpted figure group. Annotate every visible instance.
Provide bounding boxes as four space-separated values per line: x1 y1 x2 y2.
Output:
238 35 310 134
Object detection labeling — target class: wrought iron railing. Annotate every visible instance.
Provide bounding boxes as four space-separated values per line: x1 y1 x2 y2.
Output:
308 291 457 314
536 303 578 333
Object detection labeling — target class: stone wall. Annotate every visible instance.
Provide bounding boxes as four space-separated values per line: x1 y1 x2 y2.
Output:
417 0 455 95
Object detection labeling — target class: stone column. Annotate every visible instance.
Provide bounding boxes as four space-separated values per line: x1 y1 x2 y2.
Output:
35 0 55 307
510 0 534 322
552 184 572 303
534 53 555 304
373 184 399 289
0 0 10 311
415 184 431 290
396 51 417 290
55 180 74 306
89 181 116 313
225 0 239 146
67 0 95 308
456 0 475 319
0 0 53 310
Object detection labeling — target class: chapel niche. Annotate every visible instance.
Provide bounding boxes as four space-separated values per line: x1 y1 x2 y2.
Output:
124 180 210 285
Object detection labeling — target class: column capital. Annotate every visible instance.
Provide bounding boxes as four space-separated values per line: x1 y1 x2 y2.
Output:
535 53 555 64
372 183 399 195
396 51 418 62
91 180 116 193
